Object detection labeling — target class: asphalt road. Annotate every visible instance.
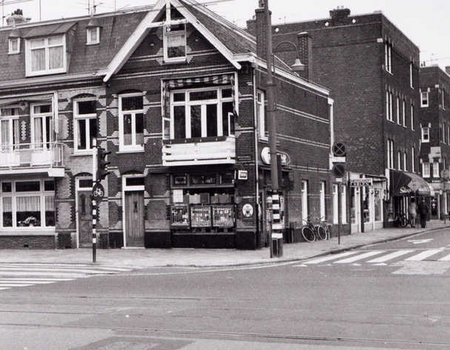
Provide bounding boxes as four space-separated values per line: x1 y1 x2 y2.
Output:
1 228 450 349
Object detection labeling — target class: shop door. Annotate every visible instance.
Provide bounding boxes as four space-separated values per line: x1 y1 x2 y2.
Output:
77 191 92 247
125 191 145 247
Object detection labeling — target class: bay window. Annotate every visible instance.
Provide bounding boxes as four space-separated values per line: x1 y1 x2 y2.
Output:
119 93 144 151
1 179 55 229
26 35 66 76
170 87 234 140
74 100 97 152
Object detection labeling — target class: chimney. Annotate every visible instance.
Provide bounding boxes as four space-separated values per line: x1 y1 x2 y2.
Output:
329 6 351 24
6 9 31 26
254 2 270 60
297 32 313 80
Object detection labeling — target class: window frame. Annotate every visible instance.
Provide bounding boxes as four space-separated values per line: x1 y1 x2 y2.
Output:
163 23 187 63
256 89 267 140
420 90 429 107
8 37 20 54
422 162 430 178
433 162 440 178
301 180 309 224
410 103 414 130
73 99 97 154
30 103 53 149
421 126 430 143
411 146 415 173
320 181 326 221
86 27 100 45
384 37 392 73
0 106 21 150
169 86 234 140
118 92 145 152
25 34 67 77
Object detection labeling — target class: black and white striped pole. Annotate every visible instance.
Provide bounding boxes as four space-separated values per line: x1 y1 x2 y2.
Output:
92 138 98 263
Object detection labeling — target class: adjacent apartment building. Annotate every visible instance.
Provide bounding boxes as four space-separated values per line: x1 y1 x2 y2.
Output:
0 0 332 249
419 65 450 219
248 7 432 233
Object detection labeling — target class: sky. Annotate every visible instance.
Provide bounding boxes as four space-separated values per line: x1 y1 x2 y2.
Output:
2 0 450 69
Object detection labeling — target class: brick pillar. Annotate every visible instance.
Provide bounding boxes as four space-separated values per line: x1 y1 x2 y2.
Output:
254 8 270 60
297 32 313 81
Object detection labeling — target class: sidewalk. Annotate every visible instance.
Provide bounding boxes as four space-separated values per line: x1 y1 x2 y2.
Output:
0 220 448 268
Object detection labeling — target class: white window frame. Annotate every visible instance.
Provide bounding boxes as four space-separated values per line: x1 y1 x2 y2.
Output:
320 181 326 221
387 139 394 169
73 99 97 154
385 37 392 73
403 151 407 172
421 90 429 107
433 162 440 178
411 146 416 173
118 93 145 152
386 89 393 121
25 35 67 76
410 103 414 130
422 162 430 178
256 90 267 140
402 98 406 127
442 89 446 110
397 151 402 170
301 180 308 224
31 103 53 149
396 96 400 124
86 27 100 45
0 179 55 230
410 60 414 88
0 106 21 150
8 37 20 54
421 126 430 143
170 86 234 140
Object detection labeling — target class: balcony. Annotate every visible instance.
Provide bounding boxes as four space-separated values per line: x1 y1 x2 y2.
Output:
0 142 65 177
162 136 236 166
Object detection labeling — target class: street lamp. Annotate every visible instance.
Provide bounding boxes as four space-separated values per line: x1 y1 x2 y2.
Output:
273 41 306 74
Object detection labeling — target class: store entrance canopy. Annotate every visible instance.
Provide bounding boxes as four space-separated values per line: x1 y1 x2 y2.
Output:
390 170 435 197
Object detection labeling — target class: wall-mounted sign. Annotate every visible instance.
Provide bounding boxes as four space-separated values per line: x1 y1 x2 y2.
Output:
260 147 291 166
242 203 254 218
238 170 248 180
350 178 373 187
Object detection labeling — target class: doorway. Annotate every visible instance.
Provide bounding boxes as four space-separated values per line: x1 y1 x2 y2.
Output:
76 178 93 248
125 191 144 247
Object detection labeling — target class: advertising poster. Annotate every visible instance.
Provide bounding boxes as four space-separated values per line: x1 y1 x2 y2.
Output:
212 206 235 227
171 204 190 227
191 206 211 227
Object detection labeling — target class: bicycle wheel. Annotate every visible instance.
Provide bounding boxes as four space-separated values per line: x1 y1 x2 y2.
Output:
301 226 315 242
400 216 408 228
316 225 327 240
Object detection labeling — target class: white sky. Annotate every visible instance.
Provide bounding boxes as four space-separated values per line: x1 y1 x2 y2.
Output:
3 0 450 69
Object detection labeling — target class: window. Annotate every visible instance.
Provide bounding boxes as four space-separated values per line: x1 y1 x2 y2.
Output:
410 59 414 88
387 139 394 169
301 180 308 223
119 93 144 151
411 146 416 173
170 87 234 140
443 123 447 144
433 162 440 178
403 152 407 171
442 89 446 110
384 37 392 73
256 90 267 139
74 100 97 152
421 126 430 142
386 89 393 121
86 27 100 45
422 162 430 178
31 104 52 149
8 37 20 54
26 35 66 76
410 103 414 130
164 23 186 62
397 151 402 170
374 188 382 222
421 90 429 107
402 98 406 127
332 184 338 224
1 179 55 229
341 185 347 224
396 96 400 124
0 107 20 151
320 181 326 220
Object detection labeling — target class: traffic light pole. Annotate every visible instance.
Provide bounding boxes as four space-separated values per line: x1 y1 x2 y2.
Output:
92 139 98 263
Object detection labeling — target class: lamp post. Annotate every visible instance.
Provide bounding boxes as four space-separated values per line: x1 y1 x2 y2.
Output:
263 0 304 258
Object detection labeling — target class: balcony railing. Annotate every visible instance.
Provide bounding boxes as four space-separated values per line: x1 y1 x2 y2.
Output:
0 142 64 171
162 136 236 166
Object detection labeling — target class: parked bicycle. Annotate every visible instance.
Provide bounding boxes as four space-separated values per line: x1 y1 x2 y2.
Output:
301 216 329 242
394 212 408 228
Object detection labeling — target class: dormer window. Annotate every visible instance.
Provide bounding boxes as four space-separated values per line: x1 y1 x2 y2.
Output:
25 35 66 76
87 27 100 45
8 37 20 54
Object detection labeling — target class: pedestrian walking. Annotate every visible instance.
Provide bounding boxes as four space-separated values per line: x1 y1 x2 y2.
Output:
418 198 429 228
408 198 417 227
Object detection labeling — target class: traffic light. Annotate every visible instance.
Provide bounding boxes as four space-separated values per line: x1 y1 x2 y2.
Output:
96 147 111 181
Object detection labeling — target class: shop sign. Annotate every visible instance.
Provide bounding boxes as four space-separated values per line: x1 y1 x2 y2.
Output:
350 178 373 187
260 147 291 166
238 170 248 180
242 203 254 218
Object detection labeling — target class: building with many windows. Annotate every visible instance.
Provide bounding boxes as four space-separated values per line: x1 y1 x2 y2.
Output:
419 65 450 219
0 0 332 249
248 7 432 232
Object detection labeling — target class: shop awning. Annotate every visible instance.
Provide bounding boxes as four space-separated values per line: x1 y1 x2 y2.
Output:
390 170 435 197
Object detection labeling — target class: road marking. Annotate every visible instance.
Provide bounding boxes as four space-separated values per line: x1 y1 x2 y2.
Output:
405 249 445 261
407 239 433 244
367 250 415 263
334 251 385 264
439 253 450 261
302 251 359 265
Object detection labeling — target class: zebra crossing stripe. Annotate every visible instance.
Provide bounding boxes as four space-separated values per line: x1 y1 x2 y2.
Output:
367 250 415 263
0 264 131 272
0 267 124 274
0 284 33 287
405 249 445 261
303 251 358 265
438 253 450 261
334 251 385 264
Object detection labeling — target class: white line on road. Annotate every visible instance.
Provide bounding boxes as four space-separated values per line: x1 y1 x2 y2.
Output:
334 251 385 264
302 251 359 265
367 250 415 263
439 253 450 261
405 249 445 261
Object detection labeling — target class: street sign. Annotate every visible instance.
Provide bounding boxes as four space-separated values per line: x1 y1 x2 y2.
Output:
350 178 373 187
92 182 105 200
332 163 345 178
332 142 346 157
